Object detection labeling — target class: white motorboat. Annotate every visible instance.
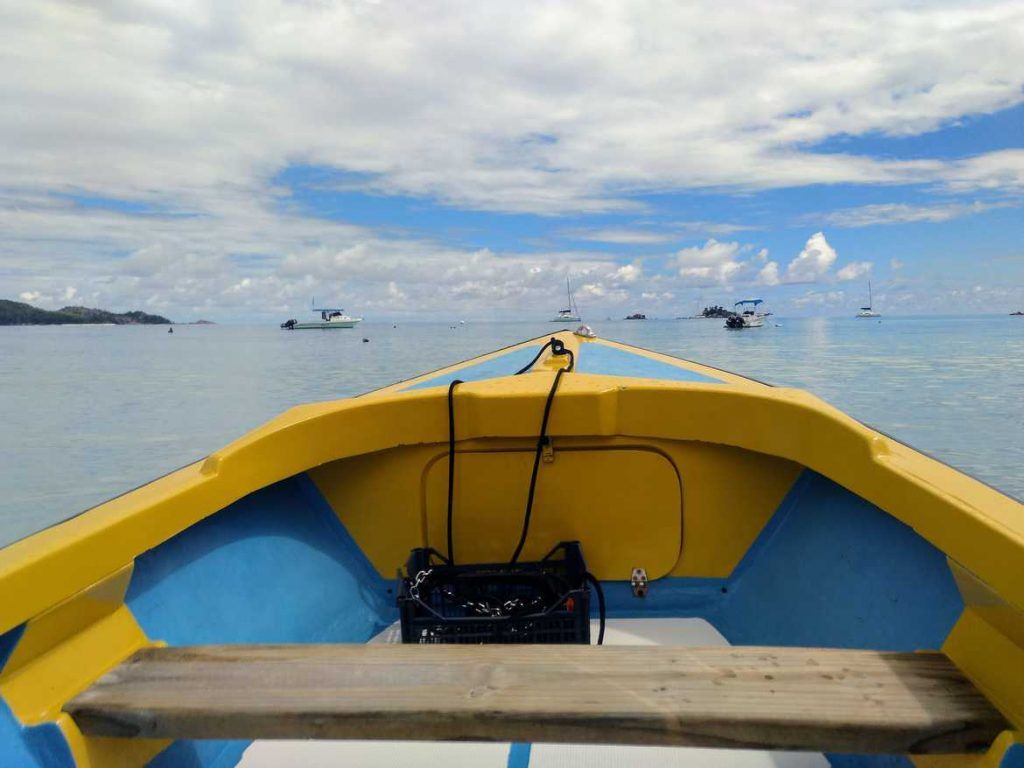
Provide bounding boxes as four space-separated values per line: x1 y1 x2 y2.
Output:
724 299 767 329
281 307 362 330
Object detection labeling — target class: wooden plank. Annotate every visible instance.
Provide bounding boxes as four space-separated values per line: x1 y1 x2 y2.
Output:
65 644 1007 754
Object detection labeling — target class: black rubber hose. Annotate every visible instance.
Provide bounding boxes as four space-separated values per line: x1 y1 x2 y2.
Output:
446 379 463 565
508 368 564 563
509 347 574 564
585 571 606 645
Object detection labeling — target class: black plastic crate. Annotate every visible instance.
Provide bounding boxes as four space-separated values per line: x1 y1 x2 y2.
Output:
398 541 591 644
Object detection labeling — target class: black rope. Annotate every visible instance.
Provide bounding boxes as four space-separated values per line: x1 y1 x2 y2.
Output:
446 379 464 565
514 339 554 375
585 571 606 645
556 341 575 372
514 336 575 375
509 345 575 564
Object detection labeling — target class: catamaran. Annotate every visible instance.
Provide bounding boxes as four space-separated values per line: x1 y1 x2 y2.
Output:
857 282 880 318
725 299 766 328
551 276 581 323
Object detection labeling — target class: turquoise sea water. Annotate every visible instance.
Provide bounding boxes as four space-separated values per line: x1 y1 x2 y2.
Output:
0 316 1021 547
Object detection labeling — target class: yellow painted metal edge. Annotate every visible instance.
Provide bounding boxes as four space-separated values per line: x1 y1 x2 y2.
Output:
58 714 167 768
912 731 1022 768
943 562 1024 729
1 347 1021 635
1 606 147 724
1 564 134 678
0 564 167 766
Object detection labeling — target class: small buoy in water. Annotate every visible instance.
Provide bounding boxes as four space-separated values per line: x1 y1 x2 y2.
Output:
362 338 369 343
393 324 397 329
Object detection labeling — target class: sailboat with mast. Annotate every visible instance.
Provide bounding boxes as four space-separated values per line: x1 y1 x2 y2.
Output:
551 275 581 323
856 281 880 318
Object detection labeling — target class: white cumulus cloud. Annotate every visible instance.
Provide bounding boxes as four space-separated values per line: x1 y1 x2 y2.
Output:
786 232 838 283
758 261 781 286
836 261 873 281
2 1 1023 316
674 239 748 285
612 263 642 283
817 201 1015 228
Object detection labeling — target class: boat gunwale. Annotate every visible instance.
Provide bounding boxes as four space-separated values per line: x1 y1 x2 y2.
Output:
0 355 1022 635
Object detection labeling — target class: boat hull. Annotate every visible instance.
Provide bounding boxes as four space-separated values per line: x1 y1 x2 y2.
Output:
1 331 1021 768
290 319 361 329
725 315 764 328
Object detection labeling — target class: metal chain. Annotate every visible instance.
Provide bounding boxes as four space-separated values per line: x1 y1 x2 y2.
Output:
408 568 433 601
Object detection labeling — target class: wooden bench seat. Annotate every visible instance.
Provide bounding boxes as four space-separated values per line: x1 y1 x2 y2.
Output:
65 644 1007 754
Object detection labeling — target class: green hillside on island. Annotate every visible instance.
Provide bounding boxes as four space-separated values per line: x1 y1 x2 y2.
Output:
0 299 172 325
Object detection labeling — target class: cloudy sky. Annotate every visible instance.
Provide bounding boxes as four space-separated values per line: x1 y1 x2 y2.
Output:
2 0 1022 321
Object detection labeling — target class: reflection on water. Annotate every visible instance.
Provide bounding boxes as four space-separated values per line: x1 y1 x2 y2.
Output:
0 315 1021 546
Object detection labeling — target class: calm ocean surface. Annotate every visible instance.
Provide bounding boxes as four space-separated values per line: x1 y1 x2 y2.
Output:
1 316 1021 547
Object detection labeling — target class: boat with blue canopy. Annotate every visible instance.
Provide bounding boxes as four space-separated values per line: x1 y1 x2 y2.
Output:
725 299 766 329
1 331 1021 768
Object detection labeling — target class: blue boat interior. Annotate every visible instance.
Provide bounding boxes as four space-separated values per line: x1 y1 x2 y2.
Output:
4 468 954 768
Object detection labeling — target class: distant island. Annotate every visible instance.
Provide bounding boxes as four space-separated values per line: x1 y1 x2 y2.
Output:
676 305 738 319
699 305 735 319
0 299 172 326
